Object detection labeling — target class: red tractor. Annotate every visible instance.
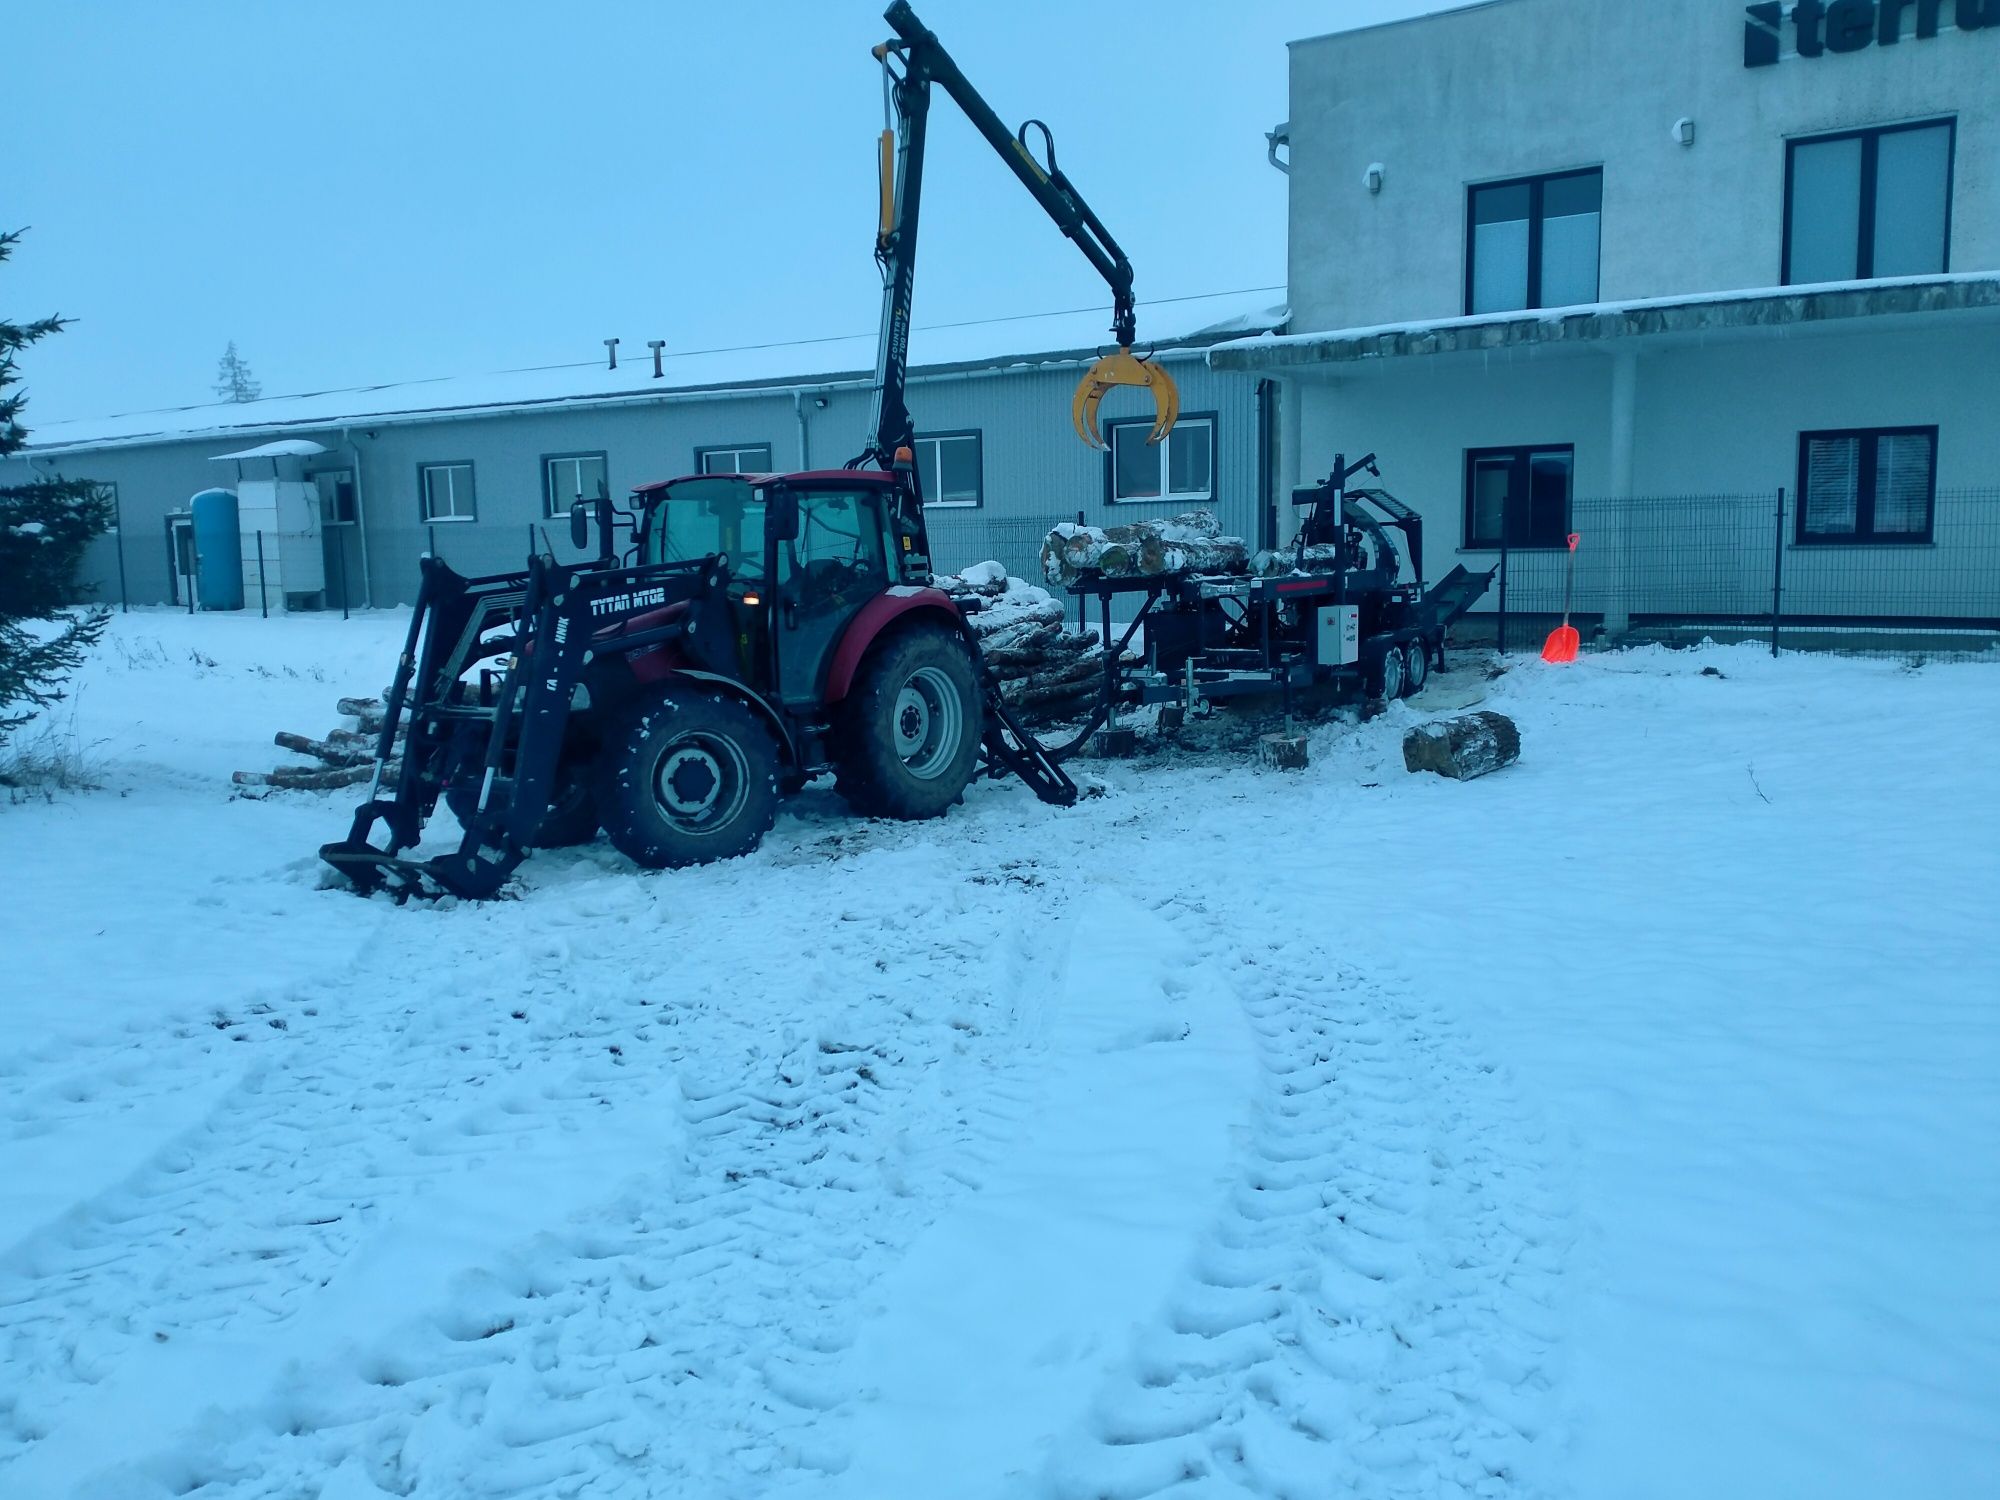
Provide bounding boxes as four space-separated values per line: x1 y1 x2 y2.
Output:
321 3 1177 900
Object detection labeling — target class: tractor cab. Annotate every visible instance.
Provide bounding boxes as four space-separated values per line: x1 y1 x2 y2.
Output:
622 470 927 707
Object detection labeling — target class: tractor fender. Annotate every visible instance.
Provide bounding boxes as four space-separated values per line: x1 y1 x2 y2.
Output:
823 587 964 703
644 669 798 766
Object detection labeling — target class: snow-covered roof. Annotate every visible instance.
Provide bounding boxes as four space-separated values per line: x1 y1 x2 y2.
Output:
209 439 330 461
26 291 1286 456
1208 273 1998 372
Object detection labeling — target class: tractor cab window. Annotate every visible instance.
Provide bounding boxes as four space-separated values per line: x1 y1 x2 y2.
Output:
779 490 886 609
645 484 766 585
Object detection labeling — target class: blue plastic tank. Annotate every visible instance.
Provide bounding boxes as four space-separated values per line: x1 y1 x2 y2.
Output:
190 488 244 610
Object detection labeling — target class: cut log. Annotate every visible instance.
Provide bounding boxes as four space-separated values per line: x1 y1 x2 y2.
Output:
336 696 387 733
1402 712 1520 781
273 731 374 767
234 761 394 791
971 601 1067 645
324 726 402 757
1041 510 1250 586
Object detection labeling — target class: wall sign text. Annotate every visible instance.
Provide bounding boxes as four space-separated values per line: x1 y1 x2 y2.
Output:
1745 0 1994 66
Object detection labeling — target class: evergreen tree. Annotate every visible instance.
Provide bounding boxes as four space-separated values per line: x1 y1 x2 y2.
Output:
214 340 262 402
0 228 111 743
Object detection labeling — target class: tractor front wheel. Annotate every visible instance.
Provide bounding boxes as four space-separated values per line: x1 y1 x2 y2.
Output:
596 690 781 869
834 625 983 820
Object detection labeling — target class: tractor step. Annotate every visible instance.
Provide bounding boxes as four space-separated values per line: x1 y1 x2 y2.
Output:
320 837 524 902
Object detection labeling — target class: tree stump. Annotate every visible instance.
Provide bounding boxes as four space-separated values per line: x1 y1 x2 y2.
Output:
1259 733 1309 771
1402 712 1520 781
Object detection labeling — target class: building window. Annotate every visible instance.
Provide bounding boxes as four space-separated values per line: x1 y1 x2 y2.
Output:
419 462 475 522
915 430 982 507
1797 427 1936 544
543 451 608 516
1466 168 1602 315
1785 119 1953 285
1108 414 1214 503
696 443 773 476
1463 445 1574 549
311 469 356 525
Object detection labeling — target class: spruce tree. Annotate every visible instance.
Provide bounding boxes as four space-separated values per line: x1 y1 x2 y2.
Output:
214 340 262 402
0 228 111 744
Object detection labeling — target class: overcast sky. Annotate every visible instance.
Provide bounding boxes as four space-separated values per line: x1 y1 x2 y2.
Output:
9 0 1465 424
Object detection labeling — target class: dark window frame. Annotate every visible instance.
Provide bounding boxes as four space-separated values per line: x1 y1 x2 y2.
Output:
1463 166 1603 316
694 442 775 476
1103 410 1219 505
541 449 609 518
418 460 477 523
1461 444 1577 550
1795 425 1938 546
1782 117 1956 285
914 428 984 508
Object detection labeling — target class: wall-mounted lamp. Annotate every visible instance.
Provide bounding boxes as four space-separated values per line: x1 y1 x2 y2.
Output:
1265 121 1291 176
1363 162 1386 195
1672 117 1696 148
813 396 828 409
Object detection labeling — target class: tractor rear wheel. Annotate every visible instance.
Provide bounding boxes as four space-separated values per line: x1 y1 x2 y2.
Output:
834 624 983 820
596 689 781 869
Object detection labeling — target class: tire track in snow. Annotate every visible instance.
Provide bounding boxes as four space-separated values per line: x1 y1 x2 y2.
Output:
3 832 1074 1499
1037 901 1570 1499
0 920 665 1488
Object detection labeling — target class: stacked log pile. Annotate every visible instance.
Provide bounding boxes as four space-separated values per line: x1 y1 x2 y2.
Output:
1040 510 1352 587
234 696 401 792
941 561 1127 725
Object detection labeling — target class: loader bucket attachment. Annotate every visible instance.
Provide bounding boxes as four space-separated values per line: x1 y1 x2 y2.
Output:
1072 348 1179 450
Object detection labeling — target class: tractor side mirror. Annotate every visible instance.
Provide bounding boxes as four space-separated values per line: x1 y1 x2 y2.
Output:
768 488 800 542
569 499 591 550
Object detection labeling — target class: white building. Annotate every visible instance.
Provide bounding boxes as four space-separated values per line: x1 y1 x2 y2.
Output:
1215 0 2000 634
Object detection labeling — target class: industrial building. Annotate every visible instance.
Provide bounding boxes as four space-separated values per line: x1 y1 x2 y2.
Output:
3 295 1279 611
1216 0 1999 633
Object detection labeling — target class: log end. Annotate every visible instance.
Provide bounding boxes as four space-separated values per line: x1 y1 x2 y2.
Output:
1259 733 1310 771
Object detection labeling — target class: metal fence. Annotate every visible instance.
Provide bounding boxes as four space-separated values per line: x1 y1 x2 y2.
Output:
119 489 2000 662
1457 487 2000 658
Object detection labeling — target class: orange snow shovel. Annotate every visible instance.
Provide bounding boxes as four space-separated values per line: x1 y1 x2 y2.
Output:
1542 532 1583 663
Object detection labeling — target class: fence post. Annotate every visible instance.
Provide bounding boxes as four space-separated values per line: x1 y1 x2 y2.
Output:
337 532 351 620
114 527 129 614
256 530 268 618
1496 529 1510 654
1770 486 1786 658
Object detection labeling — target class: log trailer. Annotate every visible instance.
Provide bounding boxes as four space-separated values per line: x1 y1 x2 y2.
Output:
1061 454 1496 731
320 3 1179 900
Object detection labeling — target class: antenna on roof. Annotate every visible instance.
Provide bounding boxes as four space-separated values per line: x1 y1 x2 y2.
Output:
603 337 620 370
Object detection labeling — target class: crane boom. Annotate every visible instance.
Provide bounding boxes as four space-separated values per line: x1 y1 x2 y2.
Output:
859 1 1178 480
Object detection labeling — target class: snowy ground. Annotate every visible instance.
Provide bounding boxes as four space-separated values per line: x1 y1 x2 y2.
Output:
2 608 1996 1500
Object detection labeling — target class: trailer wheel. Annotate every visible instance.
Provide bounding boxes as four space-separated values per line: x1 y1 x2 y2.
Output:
1371 642 1406 703
596 690 780 869
834 624 983 820
446 755 599 848
1401 640 1430 697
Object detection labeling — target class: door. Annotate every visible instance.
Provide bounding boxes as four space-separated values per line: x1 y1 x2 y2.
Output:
775 490 889 707
313 470 358 610
166 516 197 607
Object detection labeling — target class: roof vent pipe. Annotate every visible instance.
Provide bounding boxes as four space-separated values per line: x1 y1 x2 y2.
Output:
648 339 666 378
603 337 620 370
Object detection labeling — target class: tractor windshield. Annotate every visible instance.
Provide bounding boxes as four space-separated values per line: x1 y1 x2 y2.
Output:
643 478 766 583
